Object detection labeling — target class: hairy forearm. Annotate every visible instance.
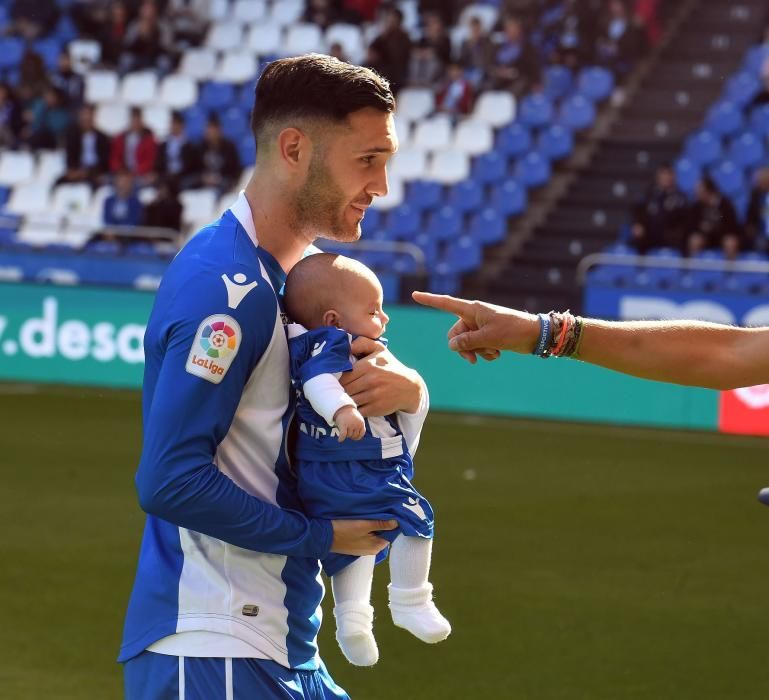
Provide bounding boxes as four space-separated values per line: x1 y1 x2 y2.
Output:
578 320 769 390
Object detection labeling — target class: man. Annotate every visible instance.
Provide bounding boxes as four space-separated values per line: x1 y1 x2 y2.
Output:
685 175 742 259
103 169 143 229
194 114 241 194
630 163 688 254
490 15 541 96
411 292 769 389
120 55 428 699
60 104 110 187
154 110 199 190
745 167 769 251
50 50 84 108
110 106 158 182
369 7 412 94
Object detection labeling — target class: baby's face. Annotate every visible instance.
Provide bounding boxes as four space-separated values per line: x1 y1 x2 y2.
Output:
335 274 389 339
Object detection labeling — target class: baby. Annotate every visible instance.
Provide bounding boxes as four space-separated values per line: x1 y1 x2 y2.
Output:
283 253 451 667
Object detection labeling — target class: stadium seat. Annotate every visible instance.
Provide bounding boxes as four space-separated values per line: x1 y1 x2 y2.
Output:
246 23 283 56
538 124 574 161
705 101 744 136
6 184 50 216
207 22 244 52
577 66 614 102
675 156 701 195
428 266 460 295
515 151 552 188
389 148 428 181
724 72 760 106
413 115 452 151
386 204 421 240
179 48 217 81
68 39 101 73
85 70 118 103
749 104 769 137
269 0 304 27
397 88 435 123
469 207 506 244
543 65 573 101
325 24 365 64
558 95 596 131
120 71 158 106
443 236 482 273
180 189 218 226
220 106 248 141
709 159 745 197
452 120 493 156
233 0 267 22
143 105 171 139
426 206 463 241
370 177 404 210
238 135 256 166
218 52 258 84
36 151 66 186
285 24 324 56
448 180 485 213
519 93 554 128
683 130 722 166
184 105 208 140
426 151 470 184
95 103 129 136
359 207 382 236
0 38 24 70
158 75 198 110
406 180 443 211
495 122 531 158
200 82 236 110
34 38 62 71
0 152 35 186
471 151 508 185
490 178 527 216
472 91 516 128
207 0 231 21
728 131 765 168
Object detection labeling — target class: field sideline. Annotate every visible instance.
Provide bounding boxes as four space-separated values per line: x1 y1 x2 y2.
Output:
2 384 769 699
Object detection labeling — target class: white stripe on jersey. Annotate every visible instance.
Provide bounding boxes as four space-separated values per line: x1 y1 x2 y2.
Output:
225 658 234 700
178 657 185 700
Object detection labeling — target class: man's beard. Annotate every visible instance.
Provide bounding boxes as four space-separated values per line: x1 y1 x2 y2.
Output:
294 153 361 243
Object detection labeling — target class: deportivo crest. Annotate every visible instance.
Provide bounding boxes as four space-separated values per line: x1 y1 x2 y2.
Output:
185 314 242 384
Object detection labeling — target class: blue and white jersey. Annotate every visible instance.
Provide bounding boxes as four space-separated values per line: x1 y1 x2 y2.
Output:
119 193 332 671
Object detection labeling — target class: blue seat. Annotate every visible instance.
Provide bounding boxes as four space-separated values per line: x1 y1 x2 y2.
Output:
0 38 24 70
558 94 595 131
126 241 160 257
647 247 681 259
742 45 769 76
519 94 554 128
448 180 485 213
727 132 764 168
220 106 248 141
469 208 506 244
238 134 256 166
683 130 722 166
0 186 9 207
604 242 635 256
678 268 724 292
392 252 419 275
722 271 766 295
577 66 614 102
674 157 701 195
495 122 531 158
443 236 483 273
378 273 399 303
200 82 236 111
725 72 761 106
359 208 382 236
428 266 460 295
543 65 573 101
183 105 208 140
53 15 78 43
471 151 508 185
86 240 122 256
749 104 769 137
426 206 463 241
538 124 573 160
33 38 62 71
239 83 255 111
709 159 745 197
588 264 635 287
406 180 444 211
386 204 421 240
490 178 527 216
413 232 438 265
515 151 551 188
738 251 769 263
705 101 744 137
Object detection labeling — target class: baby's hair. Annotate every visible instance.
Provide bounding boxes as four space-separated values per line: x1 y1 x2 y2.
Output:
284 253 374 329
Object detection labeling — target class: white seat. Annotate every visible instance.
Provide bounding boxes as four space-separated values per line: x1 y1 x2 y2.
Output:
180 188 218 226
392 115 412 148
134 274 163 291
473 91 516 128
397 88 435 122
207 0 230 21
233 0 267 23
452 120 493 155
413 115 452 151
246 23 283 56
0 266 23 282
269 0 303 27
325 23 365 64
143 105 171 139
85 70 119 103
399 0 420 33
61 229 92 248
426 151 470 184
90 185 113 223
52 183 92 214
68 39 101 74
137 186 157 205
95 103 129 136
158 74 198 109
0 151 35 186
26 211 64 230
6 183 49 215
36 150 66 186
120 71 158 106
65 210 102 233
17 225 62 247
285 23 324 56
218 52 258 84
459 4 499 31
389 148 428 181
371 177 404 210
36 267 80 285
206 21 244 52
179 48 217 81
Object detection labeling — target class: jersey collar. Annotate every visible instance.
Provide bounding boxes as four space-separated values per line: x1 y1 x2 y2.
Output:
229 190 258 248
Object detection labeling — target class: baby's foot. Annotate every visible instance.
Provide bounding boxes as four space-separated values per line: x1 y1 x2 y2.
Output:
388 583 452 644
334 602 379 666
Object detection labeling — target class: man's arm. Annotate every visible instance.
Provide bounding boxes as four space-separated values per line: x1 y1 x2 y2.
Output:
411 291 769 390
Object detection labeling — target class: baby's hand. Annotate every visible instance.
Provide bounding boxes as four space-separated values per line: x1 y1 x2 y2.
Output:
334 405 366 442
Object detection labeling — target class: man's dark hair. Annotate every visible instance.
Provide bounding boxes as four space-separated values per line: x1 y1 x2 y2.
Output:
250 54 394 150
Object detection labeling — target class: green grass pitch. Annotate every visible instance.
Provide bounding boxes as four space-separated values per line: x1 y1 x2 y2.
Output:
2 384 769 699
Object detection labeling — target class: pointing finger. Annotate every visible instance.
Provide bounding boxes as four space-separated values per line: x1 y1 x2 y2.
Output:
412 291 475 317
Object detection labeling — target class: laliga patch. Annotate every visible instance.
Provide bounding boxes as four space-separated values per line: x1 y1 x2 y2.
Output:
185 314 242 384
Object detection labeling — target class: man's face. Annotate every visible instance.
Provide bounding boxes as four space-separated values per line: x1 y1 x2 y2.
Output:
657 168 674 189
294 108 397 243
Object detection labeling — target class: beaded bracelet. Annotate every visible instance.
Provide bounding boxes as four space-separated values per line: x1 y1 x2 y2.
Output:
532 311 585 359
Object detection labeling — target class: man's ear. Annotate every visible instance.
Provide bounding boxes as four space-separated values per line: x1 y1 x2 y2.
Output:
276 127 307 170
322 310 341 328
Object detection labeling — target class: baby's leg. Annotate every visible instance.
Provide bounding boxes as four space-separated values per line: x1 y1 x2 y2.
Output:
331 555 378 666
388 535 451 644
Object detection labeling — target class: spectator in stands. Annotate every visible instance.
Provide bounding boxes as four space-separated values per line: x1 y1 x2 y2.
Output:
23 86 71 149
595 0 644 75
342 0 381 23
328 42 350 64
490 16 541 96
103 170 144 229
0 83 22 149
546 0 602 69
407 40 444 89
630 164 689 254
121 0 175 75
195 115 241 194
166 0 209 48
61 104 111 188
436 62 474 116
745 167 769 251
369 7 412 93
99 2 131 67
686 176 742 259
634 0 662 46
154 110 199 190
16 51 49 108
143 181 182 232
51 51 84 109
304 0 342 29
8 0 59 40
422 11 452 67
418 0 459 27
501 0 539 27
458 17 494 87
110 107 158 182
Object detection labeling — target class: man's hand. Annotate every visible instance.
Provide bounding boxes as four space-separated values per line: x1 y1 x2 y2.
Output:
340 337 423 417
330 518 398 556
411 291 539 363
334 405 366 442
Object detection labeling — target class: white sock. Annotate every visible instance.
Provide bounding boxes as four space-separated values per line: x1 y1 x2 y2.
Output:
388 536 451 644
331 556 379 666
